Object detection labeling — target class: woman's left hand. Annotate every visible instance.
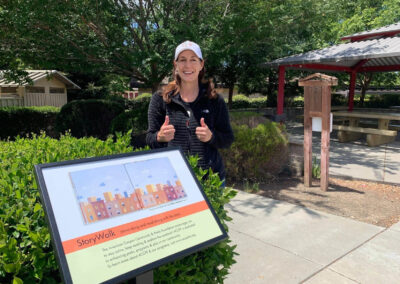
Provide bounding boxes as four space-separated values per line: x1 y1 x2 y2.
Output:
195 118 212 142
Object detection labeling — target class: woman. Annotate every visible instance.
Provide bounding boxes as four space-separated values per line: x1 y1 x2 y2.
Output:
146 40 234 181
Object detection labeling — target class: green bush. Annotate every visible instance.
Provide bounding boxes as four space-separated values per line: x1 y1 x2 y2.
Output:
225 96 268 109
332 93 347 106
363 94 400 108
56 99 124 140
229 111 268 128
110 109 148 149
0 134 236 283
113 94 153 148
0 106 59 140
248 97 267 108
221 120 288 182
230 95 251 109
119 94 152 134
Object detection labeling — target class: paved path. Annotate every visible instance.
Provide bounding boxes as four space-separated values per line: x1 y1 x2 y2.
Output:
287 123 400 184
225 191 400 284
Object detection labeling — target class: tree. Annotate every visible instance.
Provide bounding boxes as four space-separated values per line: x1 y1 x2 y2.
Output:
0 0 217 91
331 0 400 106
205 0 276 107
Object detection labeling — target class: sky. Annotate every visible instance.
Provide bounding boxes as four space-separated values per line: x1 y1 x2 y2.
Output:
70 164 132 202
69 157 178 202
124 157 178 190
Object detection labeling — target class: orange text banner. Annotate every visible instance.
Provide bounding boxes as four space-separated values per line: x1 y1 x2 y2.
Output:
62 201 209 254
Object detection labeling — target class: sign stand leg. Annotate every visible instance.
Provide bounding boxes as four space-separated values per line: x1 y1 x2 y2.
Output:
134 270 153 284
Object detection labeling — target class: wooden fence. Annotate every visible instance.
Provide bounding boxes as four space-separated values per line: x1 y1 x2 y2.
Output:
0 97 24 107
24 92 67 107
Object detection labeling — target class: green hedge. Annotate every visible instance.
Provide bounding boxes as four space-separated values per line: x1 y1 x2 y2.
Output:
56 99 124 140
0 133 236 283
112 94 152 135
362 94 400 108
225 95 268 109
221 119 288 182
0 107 59 140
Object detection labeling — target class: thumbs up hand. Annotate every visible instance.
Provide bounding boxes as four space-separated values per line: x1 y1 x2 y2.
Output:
157 116 175 142
196 118 213 142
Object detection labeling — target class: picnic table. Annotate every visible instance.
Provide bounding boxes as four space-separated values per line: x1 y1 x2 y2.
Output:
332 111 400 146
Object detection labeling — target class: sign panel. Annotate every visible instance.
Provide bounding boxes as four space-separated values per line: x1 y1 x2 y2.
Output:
312 113 333 132
34 147 227 284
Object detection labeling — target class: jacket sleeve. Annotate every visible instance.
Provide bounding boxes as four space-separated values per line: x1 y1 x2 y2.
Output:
146 92 167 149
208 95 234 149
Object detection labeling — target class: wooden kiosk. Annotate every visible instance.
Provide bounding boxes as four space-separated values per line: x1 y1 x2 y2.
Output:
299 73 338 191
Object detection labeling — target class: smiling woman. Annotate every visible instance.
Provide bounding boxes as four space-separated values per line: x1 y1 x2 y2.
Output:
146 41 234 182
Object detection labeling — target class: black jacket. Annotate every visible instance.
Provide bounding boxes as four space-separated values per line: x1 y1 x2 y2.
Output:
146 85 234 179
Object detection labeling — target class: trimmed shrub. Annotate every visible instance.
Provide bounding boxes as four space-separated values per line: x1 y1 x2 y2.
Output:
225 96 268 109
122 94 152 132
56 99 124 140
363 94 400 108
229 111 268 128
0 106 59 140
112 94 152 148
230 95 251 109
221 120 288 182
332 93 347 106
0 134 236 283
110 109 148 148
249 97 268 108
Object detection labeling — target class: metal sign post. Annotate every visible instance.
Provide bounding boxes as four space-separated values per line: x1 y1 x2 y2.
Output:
134 270 153 284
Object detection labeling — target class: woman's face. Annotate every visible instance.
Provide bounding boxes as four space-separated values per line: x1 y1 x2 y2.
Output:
174 50 204 83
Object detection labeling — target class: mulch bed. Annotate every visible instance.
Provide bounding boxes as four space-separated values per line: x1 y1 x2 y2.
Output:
233 177 400 228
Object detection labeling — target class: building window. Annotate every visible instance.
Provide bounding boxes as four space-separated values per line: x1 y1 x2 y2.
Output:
1 87 18 94
26 86 45 93
50 87 64 94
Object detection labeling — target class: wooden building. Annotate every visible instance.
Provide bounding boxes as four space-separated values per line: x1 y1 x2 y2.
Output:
0 70 80 107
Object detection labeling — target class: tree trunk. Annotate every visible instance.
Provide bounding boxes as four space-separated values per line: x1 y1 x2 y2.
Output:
228 85 234 109
359 73 373 107
151 82 160 94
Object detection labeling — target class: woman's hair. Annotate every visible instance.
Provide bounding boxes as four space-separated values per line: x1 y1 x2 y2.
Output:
161 60 217 103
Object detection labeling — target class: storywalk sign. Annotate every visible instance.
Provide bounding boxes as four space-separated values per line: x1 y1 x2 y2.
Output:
34 147 227 284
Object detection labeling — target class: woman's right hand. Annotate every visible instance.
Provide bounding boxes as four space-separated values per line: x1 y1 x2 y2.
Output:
157 116 175 142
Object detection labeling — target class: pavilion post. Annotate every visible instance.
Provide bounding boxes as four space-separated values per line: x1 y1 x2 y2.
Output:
348 71 357 111
277 65 285 115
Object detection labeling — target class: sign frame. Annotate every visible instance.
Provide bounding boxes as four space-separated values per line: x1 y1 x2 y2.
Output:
34 147 227 284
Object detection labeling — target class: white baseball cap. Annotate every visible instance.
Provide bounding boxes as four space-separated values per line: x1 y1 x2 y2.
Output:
174 41 203 61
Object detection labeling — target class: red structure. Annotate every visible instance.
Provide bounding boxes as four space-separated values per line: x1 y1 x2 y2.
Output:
267 23 400 116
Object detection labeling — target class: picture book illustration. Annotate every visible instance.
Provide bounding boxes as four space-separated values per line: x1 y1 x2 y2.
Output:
69 157 187 225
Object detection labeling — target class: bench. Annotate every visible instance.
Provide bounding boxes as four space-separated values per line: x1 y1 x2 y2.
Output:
333 125 397 147
332 111 400 146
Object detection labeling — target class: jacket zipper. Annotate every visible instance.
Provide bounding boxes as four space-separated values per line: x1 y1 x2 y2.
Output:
186 112 191 153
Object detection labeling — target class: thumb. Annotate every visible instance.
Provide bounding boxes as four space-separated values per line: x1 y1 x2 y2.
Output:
163 115 169 126
200 117 207 127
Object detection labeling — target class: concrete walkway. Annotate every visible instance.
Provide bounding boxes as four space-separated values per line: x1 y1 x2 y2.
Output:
225 190 400 284
224 120 400 283
286 122 400 184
